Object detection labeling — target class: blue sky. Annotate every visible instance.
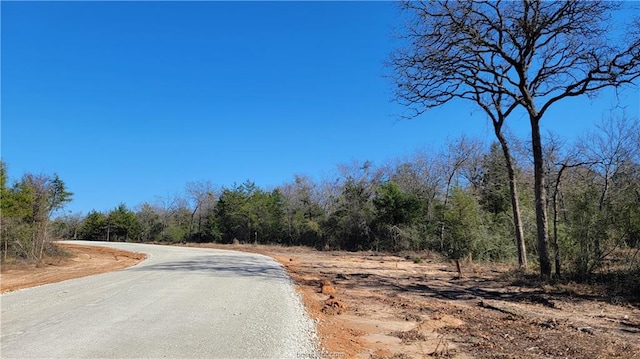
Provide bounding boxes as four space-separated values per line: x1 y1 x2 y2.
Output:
2 1 638 215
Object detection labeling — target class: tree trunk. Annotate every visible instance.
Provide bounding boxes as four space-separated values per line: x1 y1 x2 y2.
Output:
495 129 527 269
552 182 561 277
531 118 552 278
38 223 46 261
439 173 455 252
552 165 567 278
455 259 462 279
188 209 196 242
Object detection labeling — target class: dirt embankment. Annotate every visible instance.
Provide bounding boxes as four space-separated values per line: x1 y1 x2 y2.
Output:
0 244 145 294
2 242 639 358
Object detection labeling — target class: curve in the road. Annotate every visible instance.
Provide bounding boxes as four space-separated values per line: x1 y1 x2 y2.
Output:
0 241 318 358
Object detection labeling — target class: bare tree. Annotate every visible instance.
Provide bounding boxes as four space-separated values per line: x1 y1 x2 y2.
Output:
543 132 597 277
389 147 442 223
154 191 186 240
390 0 640 277
185 180 217 242
577 115 640 273
438 136 483 252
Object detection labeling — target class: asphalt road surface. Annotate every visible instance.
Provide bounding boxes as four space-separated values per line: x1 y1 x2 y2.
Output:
1 241 318 358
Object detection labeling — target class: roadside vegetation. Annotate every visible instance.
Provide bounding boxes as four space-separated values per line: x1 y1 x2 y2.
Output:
1 162 72 263
3 115 639 297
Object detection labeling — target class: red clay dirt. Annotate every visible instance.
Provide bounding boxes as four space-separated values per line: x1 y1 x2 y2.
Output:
2 242 639 359
0 244 145 294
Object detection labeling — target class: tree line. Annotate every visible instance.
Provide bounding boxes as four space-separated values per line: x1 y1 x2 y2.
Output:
3 115 632 280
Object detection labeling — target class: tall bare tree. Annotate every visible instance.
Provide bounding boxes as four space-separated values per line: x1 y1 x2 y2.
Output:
185 180 217 242
388 148 442 223
578 115 640 273
154 191 186 241
438 136 483 252
390 0 640 277
543 133 597 277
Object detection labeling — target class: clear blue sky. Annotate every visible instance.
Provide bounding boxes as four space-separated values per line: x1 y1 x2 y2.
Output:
2 1 638 215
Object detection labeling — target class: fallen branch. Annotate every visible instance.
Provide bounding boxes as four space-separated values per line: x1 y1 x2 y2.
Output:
477 300 522 318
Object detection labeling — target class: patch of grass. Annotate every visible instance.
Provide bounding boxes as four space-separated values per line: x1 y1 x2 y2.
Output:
0 256 18 266
412 256 424 264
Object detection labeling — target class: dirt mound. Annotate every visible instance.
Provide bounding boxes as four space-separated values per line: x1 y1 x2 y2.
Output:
323 295 345 315
321 279 336 294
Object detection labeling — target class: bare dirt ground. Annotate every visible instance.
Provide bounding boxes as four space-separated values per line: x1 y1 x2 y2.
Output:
0 244 145 294
2 243 639 358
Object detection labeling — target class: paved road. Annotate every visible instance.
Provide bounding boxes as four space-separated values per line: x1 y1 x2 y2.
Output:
1 241 318 358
